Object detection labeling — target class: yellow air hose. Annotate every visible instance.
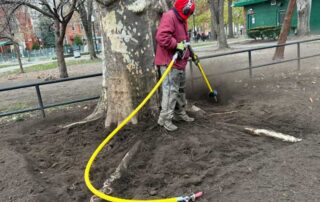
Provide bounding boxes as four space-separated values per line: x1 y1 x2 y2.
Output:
84 53 200 202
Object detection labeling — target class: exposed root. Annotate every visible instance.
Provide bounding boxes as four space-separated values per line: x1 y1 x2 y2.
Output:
208 111 238 116
244 127 302 143
216 122 302 143
63 96 106 129
90 141 142 202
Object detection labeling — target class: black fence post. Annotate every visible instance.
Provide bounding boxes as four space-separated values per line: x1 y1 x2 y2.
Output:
297 42 301 71
35 85 46 118
248 50 253 78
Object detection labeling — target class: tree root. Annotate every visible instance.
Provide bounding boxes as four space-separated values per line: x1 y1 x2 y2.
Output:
90 141 142 202
216 122 302 143
208 111 238 116
63 96 106 129
244 128 302 143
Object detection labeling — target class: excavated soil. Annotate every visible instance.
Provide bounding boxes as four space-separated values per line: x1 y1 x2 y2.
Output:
1 65 320 202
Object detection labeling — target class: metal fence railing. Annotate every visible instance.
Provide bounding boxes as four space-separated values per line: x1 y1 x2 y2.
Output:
188 38 320 92
1 38 320 118
0 73 102 118
0 44 103 64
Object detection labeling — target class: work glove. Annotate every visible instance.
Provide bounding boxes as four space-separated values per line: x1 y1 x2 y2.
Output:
176 41 186 59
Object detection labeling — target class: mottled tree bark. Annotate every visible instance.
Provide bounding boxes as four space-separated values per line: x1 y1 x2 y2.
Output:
209 0 229 49
96 0 166 128
296 0 311 36
273 0 296 60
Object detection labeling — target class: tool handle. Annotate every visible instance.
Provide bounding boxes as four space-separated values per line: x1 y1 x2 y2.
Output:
187 44 200 65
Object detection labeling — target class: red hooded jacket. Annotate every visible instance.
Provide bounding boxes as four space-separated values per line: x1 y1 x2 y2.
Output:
154 9 190 70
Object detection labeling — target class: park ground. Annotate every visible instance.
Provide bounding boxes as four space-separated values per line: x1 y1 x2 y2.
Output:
1 37 320 201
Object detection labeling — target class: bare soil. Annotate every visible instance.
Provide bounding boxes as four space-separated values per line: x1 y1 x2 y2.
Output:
1 63 320 202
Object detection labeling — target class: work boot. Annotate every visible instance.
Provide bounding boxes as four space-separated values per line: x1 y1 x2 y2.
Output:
158 118 178 131
173 114 195 122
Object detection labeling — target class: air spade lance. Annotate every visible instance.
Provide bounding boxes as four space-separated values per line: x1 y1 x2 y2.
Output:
185 42 218 102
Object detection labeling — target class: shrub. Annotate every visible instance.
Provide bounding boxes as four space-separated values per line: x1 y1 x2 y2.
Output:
248 26 281 40
247 30 260 40
73 35 83 46
32 43 40 50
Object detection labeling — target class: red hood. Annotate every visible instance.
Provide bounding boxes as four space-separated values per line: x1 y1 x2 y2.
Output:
174 0 196 21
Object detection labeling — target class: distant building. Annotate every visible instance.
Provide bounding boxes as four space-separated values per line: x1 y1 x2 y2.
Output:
0 6 38 52
65 12 85 45
65 12 102 50
233 0 320 34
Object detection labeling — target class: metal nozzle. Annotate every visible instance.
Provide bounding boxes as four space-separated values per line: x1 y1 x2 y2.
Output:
177 192 203 202
209 90 218 103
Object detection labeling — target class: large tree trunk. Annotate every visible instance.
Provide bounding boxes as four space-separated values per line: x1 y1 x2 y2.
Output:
296 0 311 36
242 7 247 35
209 0 229 49
228 0 234 38
78 0 98 60
54 20 68 78
273 0 296 60
97 0 164 128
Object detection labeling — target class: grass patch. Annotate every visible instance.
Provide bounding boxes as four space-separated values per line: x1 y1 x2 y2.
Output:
1 58 102 76
25 59 102 73
0 63 18 69
0 102 30 122
0 102 30 113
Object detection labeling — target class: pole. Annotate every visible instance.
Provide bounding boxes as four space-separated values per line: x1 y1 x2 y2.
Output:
35 85 46 118
297 42 301 71
92 21 98 52
193 13 196 33
193 12 196 41
248 50 253 78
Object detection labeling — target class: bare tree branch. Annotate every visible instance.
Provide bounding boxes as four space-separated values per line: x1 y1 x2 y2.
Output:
0 0 54 18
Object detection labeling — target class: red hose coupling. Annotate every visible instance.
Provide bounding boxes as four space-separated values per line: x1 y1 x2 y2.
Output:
177 192 203 202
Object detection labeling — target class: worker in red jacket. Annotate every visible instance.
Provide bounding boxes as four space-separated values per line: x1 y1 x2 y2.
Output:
155 0 196 131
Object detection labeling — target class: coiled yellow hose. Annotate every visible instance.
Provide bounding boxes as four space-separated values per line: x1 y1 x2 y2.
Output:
84 53 182 202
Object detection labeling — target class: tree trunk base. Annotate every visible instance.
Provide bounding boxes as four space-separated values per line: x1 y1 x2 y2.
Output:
63 96 106 129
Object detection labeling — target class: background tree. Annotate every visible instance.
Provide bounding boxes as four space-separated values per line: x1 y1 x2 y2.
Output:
187 0 243 40
227 0 234 38
209 0 229 48
0 4 24 73
273 0 296 60
38 8 55 48
296 0 311 36
188 0 211 33
77 0 98 60
1 0 83 78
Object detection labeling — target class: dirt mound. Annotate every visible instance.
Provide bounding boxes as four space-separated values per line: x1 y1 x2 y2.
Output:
1 67 320 202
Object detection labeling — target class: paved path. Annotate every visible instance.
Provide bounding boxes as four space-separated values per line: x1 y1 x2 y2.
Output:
0 54 95 74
